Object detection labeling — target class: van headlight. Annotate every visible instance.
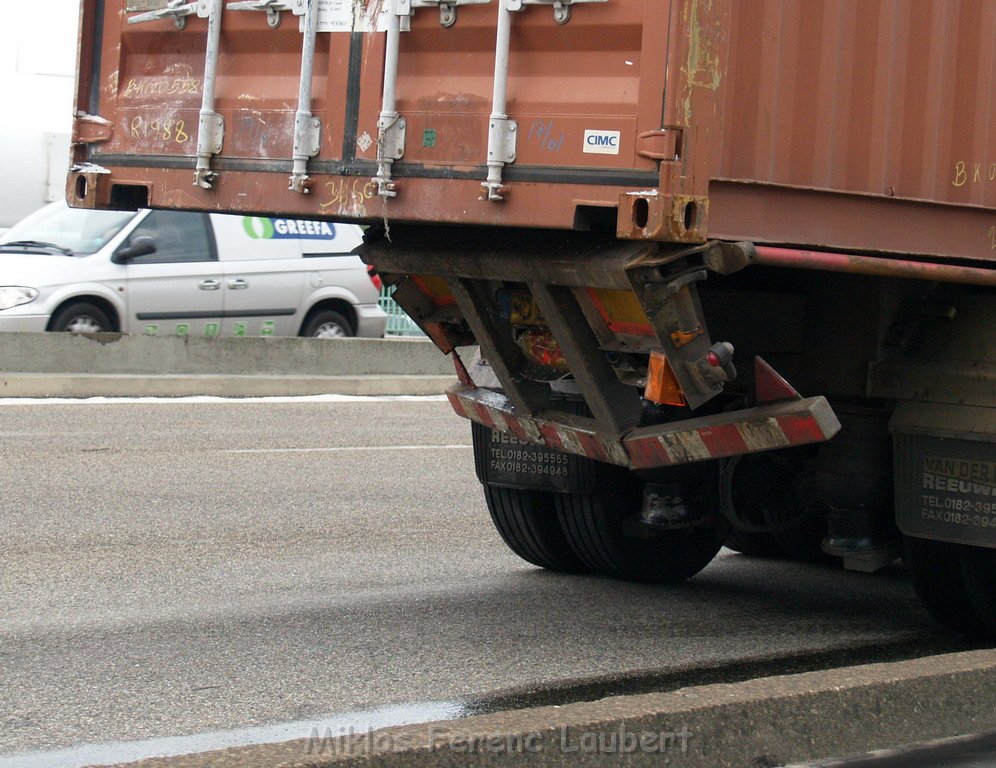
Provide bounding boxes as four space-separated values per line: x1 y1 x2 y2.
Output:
0 287 39 310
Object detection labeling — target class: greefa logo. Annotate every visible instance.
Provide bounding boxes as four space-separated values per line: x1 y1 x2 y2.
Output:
243 217 275 239
242 217 336 240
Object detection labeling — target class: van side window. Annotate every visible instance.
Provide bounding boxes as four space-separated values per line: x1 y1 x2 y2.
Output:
127 211 215 264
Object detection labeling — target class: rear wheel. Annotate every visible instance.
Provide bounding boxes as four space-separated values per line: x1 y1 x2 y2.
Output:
959 544 996 638
721 452 828 562
904 536 992 639
48 301 113 334
301 309 354 338
556 466 723 583
483 484 589 573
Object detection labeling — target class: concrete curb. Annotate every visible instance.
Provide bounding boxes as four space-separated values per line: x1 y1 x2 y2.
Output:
102 650 996 768
0 374 457 398
0 333 465 397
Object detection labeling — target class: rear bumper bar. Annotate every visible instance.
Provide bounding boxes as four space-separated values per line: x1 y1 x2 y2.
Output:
448 384 841 469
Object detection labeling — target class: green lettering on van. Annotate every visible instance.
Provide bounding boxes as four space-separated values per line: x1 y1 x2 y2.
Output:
145 324 159 336
233 322 248 337
260 320 275 337
175 323 189 336
243 217 275 239
204 323 220 337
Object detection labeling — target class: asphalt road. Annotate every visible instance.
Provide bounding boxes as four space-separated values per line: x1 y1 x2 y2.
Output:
0 397 973 766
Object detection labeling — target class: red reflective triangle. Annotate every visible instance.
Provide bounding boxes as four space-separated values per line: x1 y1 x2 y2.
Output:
754 356 801 403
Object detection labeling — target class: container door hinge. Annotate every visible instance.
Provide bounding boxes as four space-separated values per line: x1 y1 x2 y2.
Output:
412 0 491 28
507 0 607 25
636 127 683 162
72 113 113 144
225 0 304 27
127 0 205 30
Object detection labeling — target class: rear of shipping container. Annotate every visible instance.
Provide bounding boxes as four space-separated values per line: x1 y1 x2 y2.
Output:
69 0 995 637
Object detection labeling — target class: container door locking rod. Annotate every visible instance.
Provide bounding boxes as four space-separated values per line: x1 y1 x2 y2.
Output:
481 0 515 202
289 0 322 193
129 0 226 189
227 0 320 193
482 0 606 201
373 0 408 199
375 0 492 198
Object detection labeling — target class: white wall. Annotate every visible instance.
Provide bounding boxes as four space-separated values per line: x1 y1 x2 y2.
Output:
0 1 81 227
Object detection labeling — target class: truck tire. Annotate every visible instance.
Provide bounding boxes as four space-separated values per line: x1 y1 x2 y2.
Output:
903 536 990 639
723 528 784 558
959 544 996 638
555 468 723 583
483 484 589 573
721 452 827 562
49 301 113 334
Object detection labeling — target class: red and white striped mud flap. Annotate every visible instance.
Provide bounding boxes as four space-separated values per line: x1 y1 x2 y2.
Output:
447 386 841 469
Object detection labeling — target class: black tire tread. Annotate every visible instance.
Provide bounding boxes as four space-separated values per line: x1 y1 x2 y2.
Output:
483 485 588 573
301 309 354 337
959 544 996 638
555 483 722 584
49 301 112 333
904 536 988 638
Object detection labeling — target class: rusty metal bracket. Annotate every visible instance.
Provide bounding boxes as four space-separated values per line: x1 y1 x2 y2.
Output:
625 247 725 409
529 282 643 436
72 114 114 145
618 190 708 243
447 277 550 416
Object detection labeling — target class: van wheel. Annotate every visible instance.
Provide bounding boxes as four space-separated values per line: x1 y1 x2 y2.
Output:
302 309 354 338
556 466 723 583
904 536 992 639
483 484 589 573
49 302 113 334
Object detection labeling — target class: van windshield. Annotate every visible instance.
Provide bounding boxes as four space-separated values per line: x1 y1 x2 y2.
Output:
0 202 136 256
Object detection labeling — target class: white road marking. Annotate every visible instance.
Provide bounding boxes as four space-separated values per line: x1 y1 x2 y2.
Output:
226 445 471 454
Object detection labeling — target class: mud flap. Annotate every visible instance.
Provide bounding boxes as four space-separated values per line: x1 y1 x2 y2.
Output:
892 401 996 549
472 422 596 493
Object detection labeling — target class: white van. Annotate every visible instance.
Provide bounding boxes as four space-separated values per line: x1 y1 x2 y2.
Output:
0 202 387 338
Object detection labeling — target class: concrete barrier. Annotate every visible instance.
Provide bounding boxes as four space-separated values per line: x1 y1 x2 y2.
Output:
105 650 996 768
0 332 462 397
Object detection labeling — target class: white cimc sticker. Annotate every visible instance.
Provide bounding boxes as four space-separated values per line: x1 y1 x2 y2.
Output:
583 129 621 155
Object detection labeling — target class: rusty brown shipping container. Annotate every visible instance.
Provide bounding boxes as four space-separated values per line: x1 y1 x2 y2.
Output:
68 0 995 638
70 0 996 262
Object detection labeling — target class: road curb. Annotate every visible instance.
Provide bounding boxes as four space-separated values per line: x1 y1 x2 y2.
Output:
0 373 457 398
102 649 996 768
0 333 467 396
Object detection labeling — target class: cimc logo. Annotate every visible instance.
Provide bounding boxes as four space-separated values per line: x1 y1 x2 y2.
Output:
583 129 621 155
242 217 337 240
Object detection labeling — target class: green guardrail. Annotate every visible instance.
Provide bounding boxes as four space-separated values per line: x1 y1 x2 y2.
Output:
379 286 426 337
